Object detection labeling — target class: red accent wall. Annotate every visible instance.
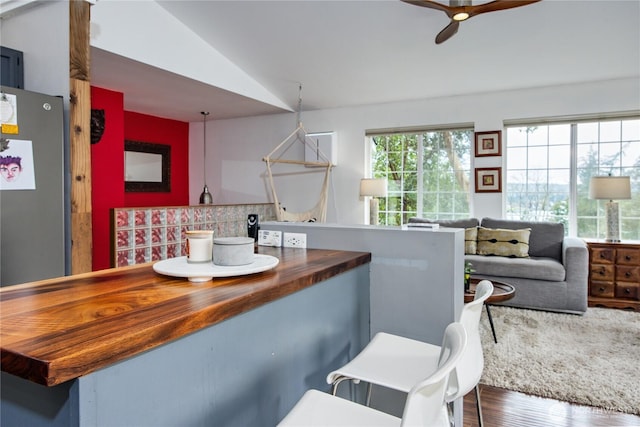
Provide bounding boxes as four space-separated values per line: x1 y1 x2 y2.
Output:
91 86 189 271
91 86 125 272
123 111 189 207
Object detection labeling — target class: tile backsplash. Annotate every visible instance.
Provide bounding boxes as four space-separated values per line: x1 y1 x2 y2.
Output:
112 203 275 267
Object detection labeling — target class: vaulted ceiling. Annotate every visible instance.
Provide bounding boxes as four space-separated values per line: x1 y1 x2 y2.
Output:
90 0 640 122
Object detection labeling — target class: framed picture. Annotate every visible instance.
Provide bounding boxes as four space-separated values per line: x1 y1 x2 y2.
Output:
124 140 171 192
474 130 502 157
475 167 502 193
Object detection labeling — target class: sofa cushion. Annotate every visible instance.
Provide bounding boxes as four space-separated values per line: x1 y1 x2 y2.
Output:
477 227 531 258
481 218 564 261
409 218 479 254
466 254 566 282
465 227 478 255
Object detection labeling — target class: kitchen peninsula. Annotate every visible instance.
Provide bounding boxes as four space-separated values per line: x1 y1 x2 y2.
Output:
1 247 371 427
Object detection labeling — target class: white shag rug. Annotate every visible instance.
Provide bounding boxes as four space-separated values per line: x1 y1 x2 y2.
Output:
479 306 640 415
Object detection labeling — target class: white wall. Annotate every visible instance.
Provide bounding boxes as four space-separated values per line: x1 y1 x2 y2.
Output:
0 1 69 100
90 0 289 111
193 77 640 224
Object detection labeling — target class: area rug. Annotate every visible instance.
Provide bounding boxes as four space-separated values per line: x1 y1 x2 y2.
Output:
479 306 640 415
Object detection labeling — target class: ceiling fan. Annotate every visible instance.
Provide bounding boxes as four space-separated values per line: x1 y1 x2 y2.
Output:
402 0 541 44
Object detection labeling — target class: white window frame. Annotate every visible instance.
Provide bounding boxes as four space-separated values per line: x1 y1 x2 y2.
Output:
505 113 640 239
367 124 474 225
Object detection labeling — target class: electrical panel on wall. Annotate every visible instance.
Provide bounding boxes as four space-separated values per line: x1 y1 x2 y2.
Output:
305 132 337 167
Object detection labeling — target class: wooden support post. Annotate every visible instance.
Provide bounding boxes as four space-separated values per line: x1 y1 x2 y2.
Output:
69 1 93 274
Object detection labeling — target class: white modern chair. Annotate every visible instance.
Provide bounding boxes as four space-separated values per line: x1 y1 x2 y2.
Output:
327 280 494 427
277 322 467 427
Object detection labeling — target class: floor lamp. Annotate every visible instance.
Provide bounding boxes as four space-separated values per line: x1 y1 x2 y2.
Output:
360 178 387 225
589 175 631 242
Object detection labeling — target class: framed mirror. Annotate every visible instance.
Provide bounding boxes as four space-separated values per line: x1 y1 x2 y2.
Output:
124 140 171 192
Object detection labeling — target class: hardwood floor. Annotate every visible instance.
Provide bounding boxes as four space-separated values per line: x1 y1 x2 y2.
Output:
463 385 640 427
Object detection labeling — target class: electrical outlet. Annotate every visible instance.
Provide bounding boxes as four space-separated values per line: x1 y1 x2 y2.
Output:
283 232 307 248
258 230 282 247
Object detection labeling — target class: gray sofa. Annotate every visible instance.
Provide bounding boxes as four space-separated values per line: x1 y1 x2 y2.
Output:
408 217 589 314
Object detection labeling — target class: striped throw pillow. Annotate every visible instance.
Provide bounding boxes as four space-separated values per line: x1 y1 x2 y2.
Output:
477 227 531 258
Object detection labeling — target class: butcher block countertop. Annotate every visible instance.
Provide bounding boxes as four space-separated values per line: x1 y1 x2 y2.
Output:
0 247 371 387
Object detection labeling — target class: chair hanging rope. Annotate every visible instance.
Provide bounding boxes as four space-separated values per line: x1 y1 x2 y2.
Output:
263 122 333 222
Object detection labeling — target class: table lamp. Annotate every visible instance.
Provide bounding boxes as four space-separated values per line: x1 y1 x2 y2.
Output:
589 175 631 242
360 178 387 225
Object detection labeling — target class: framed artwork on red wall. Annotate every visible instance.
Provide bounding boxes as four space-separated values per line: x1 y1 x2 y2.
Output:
124 140 171 192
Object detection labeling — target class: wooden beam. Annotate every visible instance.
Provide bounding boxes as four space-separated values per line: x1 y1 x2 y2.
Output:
69 1 93 274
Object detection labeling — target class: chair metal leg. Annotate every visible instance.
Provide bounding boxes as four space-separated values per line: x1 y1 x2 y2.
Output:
365 382 372 406
331 377 350 396
475 385 484 427
485 305 498 343
332 376 371 406
446 401 455 427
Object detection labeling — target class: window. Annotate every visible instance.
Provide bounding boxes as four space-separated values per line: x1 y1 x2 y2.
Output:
368 127 473 225
506 117 640 239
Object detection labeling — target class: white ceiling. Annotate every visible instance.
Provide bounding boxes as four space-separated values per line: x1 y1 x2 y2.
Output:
90 0 640 123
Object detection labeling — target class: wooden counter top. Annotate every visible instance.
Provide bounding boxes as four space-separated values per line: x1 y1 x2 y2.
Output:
0 247 370 387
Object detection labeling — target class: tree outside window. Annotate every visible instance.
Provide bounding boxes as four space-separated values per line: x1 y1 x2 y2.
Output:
369 128 472 225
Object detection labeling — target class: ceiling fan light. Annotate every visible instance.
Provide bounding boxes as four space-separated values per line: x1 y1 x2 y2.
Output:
453 12 469 21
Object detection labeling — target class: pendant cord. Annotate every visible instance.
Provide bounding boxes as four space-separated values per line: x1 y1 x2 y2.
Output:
296 84 302 128
201 111 210 185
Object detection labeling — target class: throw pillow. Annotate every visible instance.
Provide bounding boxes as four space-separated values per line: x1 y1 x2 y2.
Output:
477 227 531 258
465 227 478 255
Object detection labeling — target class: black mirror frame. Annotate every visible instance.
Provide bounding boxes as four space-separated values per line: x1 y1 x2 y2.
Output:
124 140 171 192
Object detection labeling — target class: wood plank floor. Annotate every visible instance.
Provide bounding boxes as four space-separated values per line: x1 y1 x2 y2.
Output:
463 385 640 427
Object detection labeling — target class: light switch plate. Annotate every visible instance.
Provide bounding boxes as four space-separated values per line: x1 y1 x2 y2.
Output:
258 230 282 247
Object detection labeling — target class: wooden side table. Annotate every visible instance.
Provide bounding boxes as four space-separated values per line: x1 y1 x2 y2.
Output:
586 240 640 312
465 278 515 343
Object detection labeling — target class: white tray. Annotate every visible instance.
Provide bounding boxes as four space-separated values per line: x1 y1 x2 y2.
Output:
153 254 279 283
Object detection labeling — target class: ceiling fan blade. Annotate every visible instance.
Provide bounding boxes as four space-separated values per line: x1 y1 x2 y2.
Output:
403 0 540 45
403 0 541 19
435 20 460 44
401 0 453 15
468 0 541 18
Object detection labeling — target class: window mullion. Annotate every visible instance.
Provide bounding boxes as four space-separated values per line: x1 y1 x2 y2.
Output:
417 134 424 218
568 123 578 237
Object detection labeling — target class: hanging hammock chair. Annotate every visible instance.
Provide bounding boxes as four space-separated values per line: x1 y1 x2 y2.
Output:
263 123 334 222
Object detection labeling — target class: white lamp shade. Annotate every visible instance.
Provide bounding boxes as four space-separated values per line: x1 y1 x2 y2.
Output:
589 176 631 200
360 178 387 197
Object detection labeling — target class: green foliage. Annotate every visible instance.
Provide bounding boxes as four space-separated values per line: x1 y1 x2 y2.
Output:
371 130 472 225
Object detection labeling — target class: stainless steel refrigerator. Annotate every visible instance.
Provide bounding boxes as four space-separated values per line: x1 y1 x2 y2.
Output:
0 86 68 286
